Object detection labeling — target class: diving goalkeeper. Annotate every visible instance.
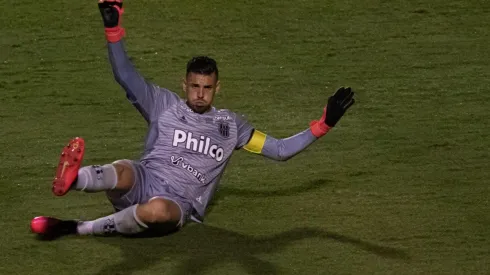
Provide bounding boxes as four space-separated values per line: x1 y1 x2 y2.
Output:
30 0 355 239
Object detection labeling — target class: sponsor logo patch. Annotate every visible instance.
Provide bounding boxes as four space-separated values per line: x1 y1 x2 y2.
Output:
171 156 206 183
172 129 224 162
214 115 232 121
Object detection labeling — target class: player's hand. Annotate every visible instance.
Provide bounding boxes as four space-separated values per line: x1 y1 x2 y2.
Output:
310 87 355 138
98 0 125 43
325 87 355 127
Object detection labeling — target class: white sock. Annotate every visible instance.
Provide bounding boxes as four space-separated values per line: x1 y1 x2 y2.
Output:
77 205 148 236
75 164 118 192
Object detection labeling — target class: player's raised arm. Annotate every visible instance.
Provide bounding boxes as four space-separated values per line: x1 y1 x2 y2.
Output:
240 87 355 161
98 0 179 122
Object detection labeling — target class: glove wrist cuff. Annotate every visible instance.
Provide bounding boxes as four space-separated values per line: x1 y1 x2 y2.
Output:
309 120 331 138
105 26 125 43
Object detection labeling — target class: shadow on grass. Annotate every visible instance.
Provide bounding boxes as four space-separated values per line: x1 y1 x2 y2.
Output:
34 178 409 274
94 224 410 275
205 178 331 215
92 178 408 274
218 179 331 198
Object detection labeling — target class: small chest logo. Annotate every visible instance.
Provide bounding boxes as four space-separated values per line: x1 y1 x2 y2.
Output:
218 123 230 138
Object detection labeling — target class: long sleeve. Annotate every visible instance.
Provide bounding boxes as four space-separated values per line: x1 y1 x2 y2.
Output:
242 128 318 161
107 41 180 122
260 129 317 161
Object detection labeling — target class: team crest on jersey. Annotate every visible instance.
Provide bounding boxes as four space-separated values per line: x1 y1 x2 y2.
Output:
218 122 230 138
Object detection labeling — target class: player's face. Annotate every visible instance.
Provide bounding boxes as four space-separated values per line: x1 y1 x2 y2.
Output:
183 72 220 114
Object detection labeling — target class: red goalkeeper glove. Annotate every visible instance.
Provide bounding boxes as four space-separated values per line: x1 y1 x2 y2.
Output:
98 0 125 43
310 87 355 138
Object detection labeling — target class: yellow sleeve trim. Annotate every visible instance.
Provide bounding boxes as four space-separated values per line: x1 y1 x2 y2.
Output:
243 130 267 154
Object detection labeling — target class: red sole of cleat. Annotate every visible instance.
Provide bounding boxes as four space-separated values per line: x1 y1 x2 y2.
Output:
52 137 85 196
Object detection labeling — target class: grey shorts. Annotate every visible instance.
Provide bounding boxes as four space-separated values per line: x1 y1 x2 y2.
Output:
106 159 193 227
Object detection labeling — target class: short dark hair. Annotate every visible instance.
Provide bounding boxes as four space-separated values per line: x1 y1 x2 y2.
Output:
186 56 219 80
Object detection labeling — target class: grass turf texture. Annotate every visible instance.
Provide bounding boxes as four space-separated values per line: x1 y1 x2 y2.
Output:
1 0 489 274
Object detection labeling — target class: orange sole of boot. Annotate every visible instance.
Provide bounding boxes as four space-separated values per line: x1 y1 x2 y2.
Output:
52 137 85 196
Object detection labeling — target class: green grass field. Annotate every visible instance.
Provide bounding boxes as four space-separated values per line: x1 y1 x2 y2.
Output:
1 0 489 274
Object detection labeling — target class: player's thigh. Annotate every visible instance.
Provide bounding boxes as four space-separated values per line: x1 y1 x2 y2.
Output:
106 159 147 211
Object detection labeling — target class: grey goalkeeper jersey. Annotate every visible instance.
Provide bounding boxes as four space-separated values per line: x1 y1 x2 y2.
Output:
142 102 253 221
108 41 253 221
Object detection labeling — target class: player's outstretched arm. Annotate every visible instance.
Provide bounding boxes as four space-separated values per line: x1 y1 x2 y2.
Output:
98 0 179 122
242 87 355 161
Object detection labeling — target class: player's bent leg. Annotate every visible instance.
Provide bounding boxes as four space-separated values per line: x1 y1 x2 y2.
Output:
31 204 148 239
104 198 183 236
32 199 181 238
52 138 135 196
56 160 135 196
31 198 187 239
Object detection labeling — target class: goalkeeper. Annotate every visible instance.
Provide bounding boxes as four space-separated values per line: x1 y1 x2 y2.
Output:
30 0 355 239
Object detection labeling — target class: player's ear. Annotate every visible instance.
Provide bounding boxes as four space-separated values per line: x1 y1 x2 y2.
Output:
215 80 221 94
182 77 187 94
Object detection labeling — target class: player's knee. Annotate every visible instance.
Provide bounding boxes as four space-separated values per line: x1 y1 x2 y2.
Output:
137 199 178 225
112 161 135 191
